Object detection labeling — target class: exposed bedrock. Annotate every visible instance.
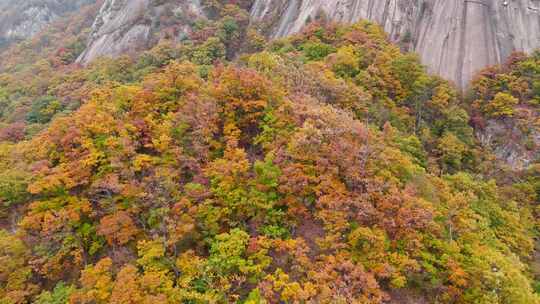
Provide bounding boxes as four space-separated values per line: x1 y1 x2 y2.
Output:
250 0 540 89
76 0 205 64
0 0 96 48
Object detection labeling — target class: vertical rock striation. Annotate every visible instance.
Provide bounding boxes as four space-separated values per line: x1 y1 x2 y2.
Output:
76 0 153 63
76 0 205 64
250 0 540 89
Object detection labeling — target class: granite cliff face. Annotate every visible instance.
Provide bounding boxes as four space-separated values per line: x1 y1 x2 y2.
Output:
76 0 205 63
0 0 96 48
250 0 540 89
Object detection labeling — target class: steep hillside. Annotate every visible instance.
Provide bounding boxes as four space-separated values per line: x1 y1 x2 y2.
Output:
0 0 251 142
469 51 540 170
0 10 539 302
0 1 540 304
0 0 104 141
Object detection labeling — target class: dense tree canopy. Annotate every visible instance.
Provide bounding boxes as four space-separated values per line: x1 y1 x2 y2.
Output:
0 2 538 303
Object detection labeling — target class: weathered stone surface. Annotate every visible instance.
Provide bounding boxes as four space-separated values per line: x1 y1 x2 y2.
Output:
76 0 152 63
76 0 205 64
250 0 540 89
0 0 96 48
475 105 540 171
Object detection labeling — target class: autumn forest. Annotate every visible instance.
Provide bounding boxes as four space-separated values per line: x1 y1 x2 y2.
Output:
1 1 540 303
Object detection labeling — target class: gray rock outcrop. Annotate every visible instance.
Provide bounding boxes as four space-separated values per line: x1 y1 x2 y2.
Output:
0 0 96 48
476 118 538 170
250 0 540 89
76 0 205 64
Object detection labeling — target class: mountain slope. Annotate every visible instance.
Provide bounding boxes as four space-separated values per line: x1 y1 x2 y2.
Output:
0 19 538 303
250 0 540 89
0 1 540 303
